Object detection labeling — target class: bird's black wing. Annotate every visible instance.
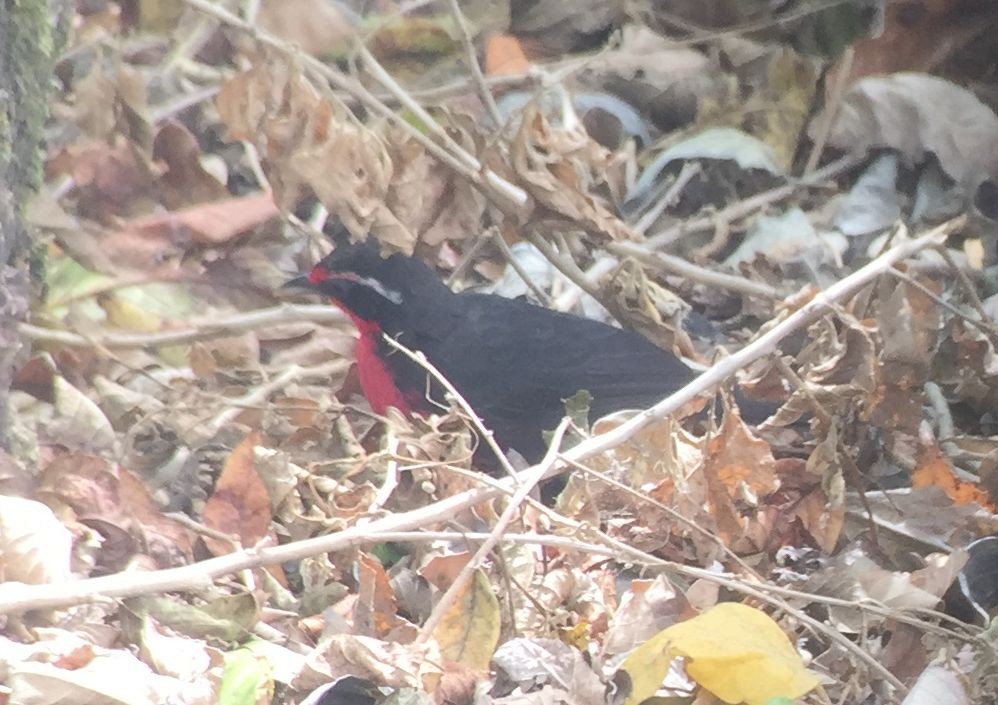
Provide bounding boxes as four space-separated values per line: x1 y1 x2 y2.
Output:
421 293 697 460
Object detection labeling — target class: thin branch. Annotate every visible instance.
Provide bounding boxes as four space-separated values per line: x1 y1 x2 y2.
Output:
416 418 571 643
804 47 853 176
491 230 552 305
552 254 618 312
201 361 346 439
560 454 764 580
607 240 780 299
632 162 701 235
646 153 863 248
0 218 962 626
19 303 344 349
560 217 962 467
445 0 501 124
888 266 998 350
524 231 605 311
581 525 908 695
381 335 521 481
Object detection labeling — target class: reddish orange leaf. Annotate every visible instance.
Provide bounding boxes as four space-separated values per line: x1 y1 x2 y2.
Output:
202 431 273 555
485 34 530 77
912 443 995 511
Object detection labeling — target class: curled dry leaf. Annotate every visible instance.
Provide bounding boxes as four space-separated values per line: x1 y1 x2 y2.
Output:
152 121 231 209
492 637 605 703
816 73 998 187
353 552 406 640
509 104 633 242
216 56 414 251
913 440 996 512
295 634 442 692
700 408 781 553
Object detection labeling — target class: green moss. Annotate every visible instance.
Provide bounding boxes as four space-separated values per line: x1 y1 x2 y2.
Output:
4 0 61 203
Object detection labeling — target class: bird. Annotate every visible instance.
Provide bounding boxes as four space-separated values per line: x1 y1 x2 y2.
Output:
286 241 773 465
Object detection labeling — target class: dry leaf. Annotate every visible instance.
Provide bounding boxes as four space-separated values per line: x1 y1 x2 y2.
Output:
202 431 274 554
617 602 818 705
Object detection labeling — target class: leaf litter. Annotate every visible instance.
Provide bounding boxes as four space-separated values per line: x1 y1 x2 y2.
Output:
4 2 998 705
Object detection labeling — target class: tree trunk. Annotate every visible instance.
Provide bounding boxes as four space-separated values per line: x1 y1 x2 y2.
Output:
0 1 65 451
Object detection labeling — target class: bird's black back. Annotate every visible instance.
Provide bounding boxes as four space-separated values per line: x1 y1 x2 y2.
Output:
378 289 697 462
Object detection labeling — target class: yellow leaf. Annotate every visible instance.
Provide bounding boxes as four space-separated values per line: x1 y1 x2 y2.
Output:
99 293 162 332
431 570 500 671
618 603 818 705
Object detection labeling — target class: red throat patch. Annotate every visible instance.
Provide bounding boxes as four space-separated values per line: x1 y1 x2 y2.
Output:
334 300 412 416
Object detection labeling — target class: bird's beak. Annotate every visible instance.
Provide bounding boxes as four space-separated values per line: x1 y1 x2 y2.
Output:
282 274 315 291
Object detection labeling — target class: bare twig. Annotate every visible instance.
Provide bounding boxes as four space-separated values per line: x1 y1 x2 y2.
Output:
646 153 863 248
381 335 521 481
552 254 618 312
563 218 961 466
524 231 605 310
560 454 764 580
416 418 571 643
0 218 962 630
200 361 346 439
19 303 344 349
607 240 780 299
445 0 501 124
632 162 701 235
491 231 552 305
934 244 998 339
582 526 908 695
888 266 998 350
804 48 854 176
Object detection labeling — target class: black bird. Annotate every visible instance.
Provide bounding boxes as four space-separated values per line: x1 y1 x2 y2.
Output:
287 242 771 463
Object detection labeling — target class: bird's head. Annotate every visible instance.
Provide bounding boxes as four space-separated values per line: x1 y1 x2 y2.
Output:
285 241 450 330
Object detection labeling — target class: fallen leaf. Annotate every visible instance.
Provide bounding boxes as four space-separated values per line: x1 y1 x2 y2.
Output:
486 34 531 76
912 440 995 511
353 552 404 639
817 73 998 187
431 569 501 671
0 496 73 584
617 602 819 705
202 431 273 554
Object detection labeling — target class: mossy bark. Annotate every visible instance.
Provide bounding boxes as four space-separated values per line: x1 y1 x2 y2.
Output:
0 0 66 450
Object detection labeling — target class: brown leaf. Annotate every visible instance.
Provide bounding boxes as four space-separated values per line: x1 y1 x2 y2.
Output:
419 552 473 590
49 138 157 222
296 635 442 692
354 552 404 639
202 431 273 554
110 191 280 248
37 453 125 522
485 33 531 76
216 57 415 251
152 121 230 209
509 105 633 242
118 467 194 566
700 408 780 551
912 439 995 511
